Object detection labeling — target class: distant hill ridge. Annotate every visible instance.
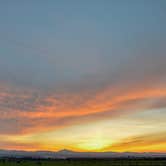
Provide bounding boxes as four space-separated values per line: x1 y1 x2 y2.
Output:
0 149 166 159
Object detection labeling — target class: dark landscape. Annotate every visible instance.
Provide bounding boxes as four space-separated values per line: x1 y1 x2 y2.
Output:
0 150 166 166
0 158 166 166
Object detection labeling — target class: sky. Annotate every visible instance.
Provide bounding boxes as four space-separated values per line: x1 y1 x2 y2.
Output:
0 0 166 152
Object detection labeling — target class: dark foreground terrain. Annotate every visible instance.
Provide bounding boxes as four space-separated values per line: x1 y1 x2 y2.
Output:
0 158 166 166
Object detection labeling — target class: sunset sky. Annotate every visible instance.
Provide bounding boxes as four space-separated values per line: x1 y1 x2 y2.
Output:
0 0 166 152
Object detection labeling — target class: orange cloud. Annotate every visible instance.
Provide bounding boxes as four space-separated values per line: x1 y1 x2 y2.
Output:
103 132 166 152
1 82 166 135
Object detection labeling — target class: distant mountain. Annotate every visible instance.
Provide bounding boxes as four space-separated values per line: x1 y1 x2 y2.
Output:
57 149 75 154
0 149 166 159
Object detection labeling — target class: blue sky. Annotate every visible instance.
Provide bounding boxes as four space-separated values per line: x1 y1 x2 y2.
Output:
0 0 165 89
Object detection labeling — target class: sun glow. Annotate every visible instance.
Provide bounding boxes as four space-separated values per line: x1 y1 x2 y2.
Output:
76 139 111 151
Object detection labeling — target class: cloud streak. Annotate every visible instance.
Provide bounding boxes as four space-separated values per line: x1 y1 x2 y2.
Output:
104 132 166 152
0 82 166 135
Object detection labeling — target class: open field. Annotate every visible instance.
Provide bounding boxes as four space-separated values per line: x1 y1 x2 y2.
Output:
0 159 166 166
